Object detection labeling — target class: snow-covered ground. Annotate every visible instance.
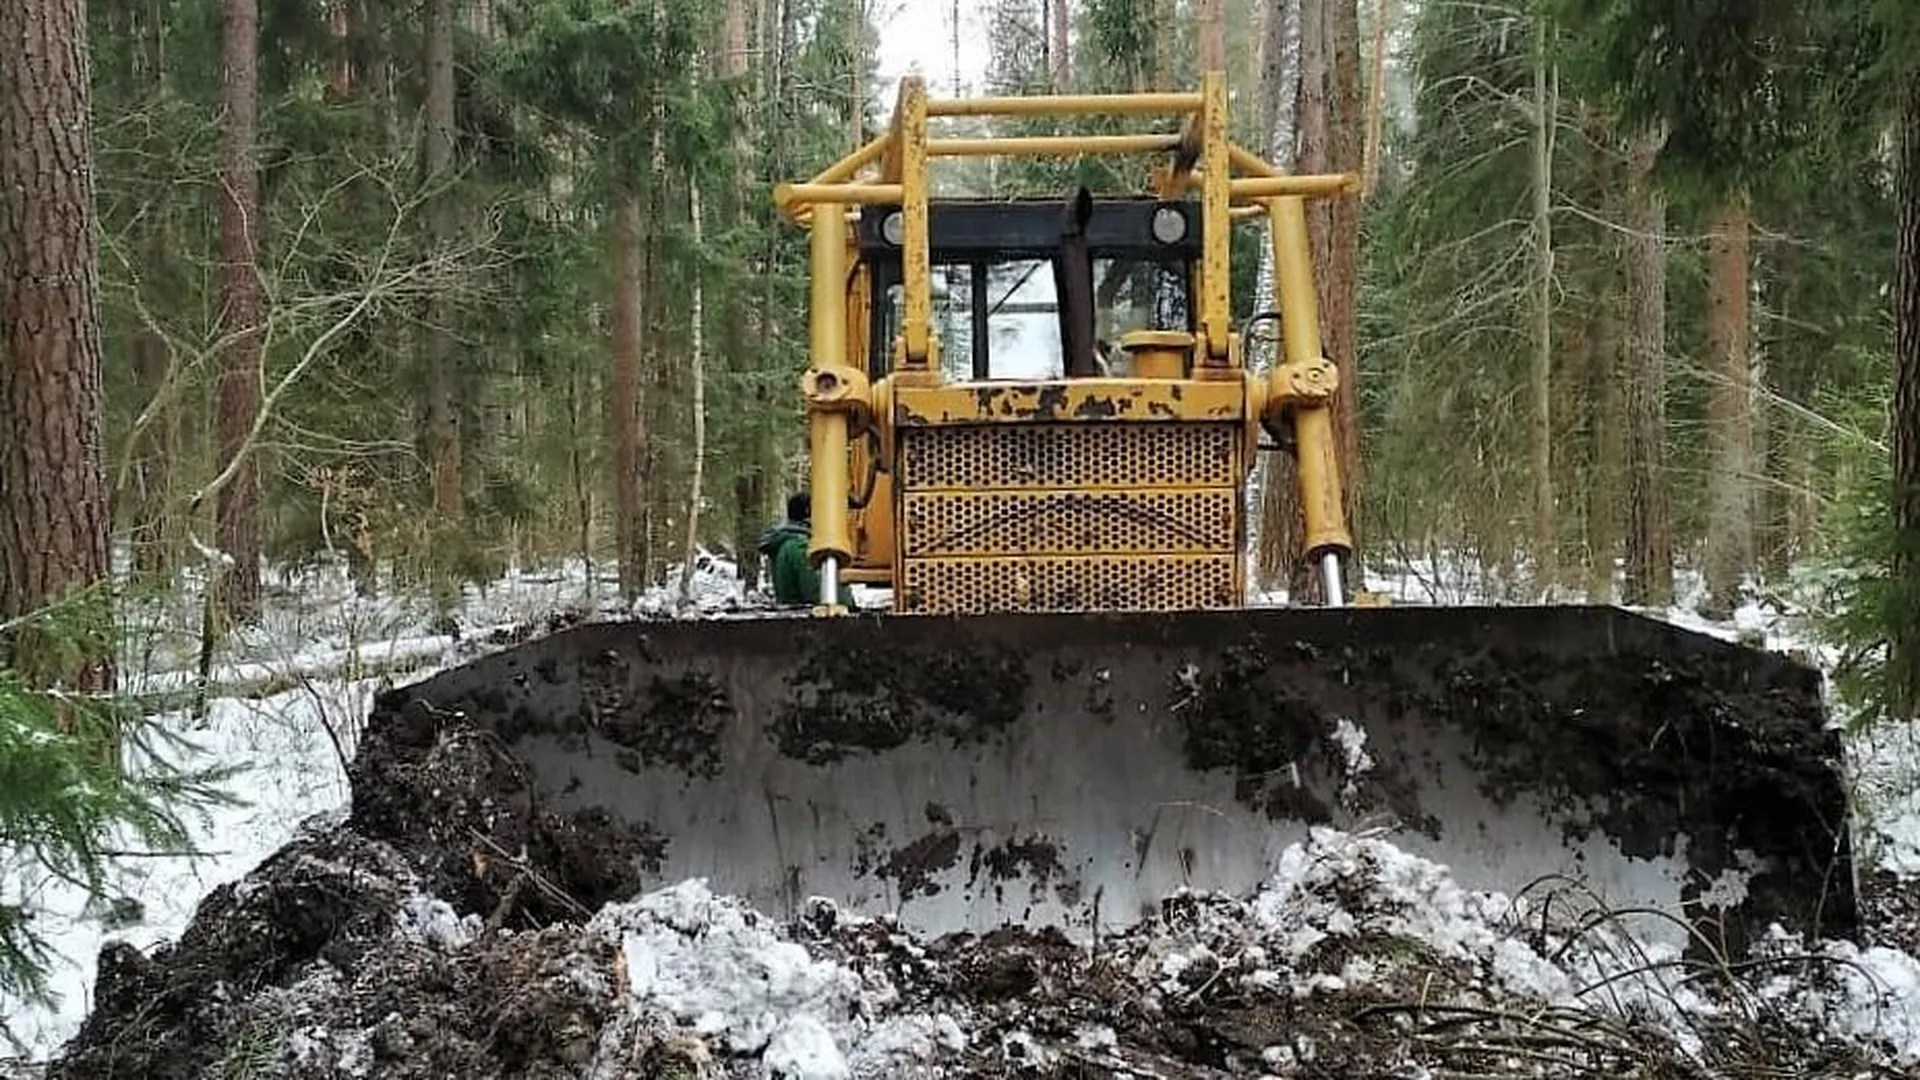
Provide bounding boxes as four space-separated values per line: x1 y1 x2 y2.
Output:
0 553 737 1060
3 551 1918 1074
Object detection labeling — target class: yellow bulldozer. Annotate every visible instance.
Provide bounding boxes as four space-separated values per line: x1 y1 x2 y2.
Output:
375 74 1857 956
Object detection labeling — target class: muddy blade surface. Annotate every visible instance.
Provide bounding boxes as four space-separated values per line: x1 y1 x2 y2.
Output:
367 606 1856 953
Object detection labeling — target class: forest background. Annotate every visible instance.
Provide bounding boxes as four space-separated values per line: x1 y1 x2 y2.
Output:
4 0 1920 1004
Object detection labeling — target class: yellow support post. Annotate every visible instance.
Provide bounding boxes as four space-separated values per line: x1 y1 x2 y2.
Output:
1197 71 1232 373
898 77 935 377
1266 195 1352 600
804 204 855 611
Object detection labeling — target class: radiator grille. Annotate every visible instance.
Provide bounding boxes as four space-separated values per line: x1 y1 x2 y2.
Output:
900 554 1238 613
895 422 1244 615
901 489 1235 556
899 422 1239 490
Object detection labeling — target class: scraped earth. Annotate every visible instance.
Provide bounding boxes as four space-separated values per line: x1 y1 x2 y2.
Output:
44 696 1918 1079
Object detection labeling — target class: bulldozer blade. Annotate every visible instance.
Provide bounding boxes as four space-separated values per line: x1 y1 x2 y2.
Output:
368 605 1857 955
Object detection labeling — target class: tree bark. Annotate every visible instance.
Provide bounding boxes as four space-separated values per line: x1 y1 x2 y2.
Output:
1528 15 1556 596
611 193 646 602
1758 243 1807 577
1700 189 1753 618
1153 0 1174 89
1890 65 1920 714
847 0 864 146
215 0 264 625
1585 294 1624 603
1622 128 1672 607
1326 0 1362 590
1198 0 1225 71
128 0 177 581
1050 0 1072 90
422 0 462 523
1360 0 1391 198
678 183 708 602
0 0 113 689
327 0 352 101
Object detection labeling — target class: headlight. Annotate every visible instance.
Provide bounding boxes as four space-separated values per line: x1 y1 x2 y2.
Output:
881 210 906 246
1150 205 1187 244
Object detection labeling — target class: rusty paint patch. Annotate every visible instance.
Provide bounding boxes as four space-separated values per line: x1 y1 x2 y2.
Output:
1072 394 1121 419
894 380 1248 425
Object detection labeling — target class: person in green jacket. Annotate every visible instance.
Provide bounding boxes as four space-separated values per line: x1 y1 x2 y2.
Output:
757 491 856 608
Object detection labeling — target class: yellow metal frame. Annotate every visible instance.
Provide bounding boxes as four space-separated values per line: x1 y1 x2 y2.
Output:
781 71 1357 611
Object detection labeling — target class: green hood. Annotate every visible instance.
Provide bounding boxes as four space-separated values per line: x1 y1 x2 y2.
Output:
757 521 809 555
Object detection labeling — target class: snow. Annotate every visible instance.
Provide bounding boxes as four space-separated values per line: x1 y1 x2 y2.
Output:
0 551 741 1061
3 548 1919 1073
595 879 965 1077
606 880 866 1060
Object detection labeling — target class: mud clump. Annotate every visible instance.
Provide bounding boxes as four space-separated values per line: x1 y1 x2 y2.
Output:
578 654 730 778
47 695 675 1080
773 638 1031 764
1172 638 1422 829
1164 613 1854 953
349 698 665 924
878 828 964 899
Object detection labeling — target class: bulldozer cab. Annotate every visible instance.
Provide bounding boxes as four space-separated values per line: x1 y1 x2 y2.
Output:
778 73 1358 614
858 195 1199 384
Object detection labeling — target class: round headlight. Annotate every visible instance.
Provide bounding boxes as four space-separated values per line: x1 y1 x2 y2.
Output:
1151 205 1188 244
881 210 906 245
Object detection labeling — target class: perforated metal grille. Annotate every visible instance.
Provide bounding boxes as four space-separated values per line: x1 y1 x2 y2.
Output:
899 423 1239 490
901 554 1239 614
901 489 1234 556
895 421 1245 615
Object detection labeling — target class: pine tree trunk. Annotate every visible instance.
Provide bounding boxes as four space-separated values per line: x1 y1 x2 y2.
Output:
1320 0 1363 598
129 3 176 581
1587 299 1624 602
1153 0 1174 89
1700 190 1752 617
638 130 670 583
1890 65 1920 715
678 184 708 602
422 0 462 523
327 0 352 100
611 193 646 602
1251 0 1299 591
1051 0 1072 89
1622 128 1672 607
725 0 768 589
847 0 863 146
1255 0 1299 162
1198 0 1224 70
0 0 114 690
1758 244 1805 577
1360 0 1391 198
1528 16 1556 596
215 0 264 625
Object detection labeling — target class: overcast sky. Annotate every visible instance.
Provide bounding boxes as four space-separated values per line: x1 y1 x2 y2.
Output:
873 0 993 105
